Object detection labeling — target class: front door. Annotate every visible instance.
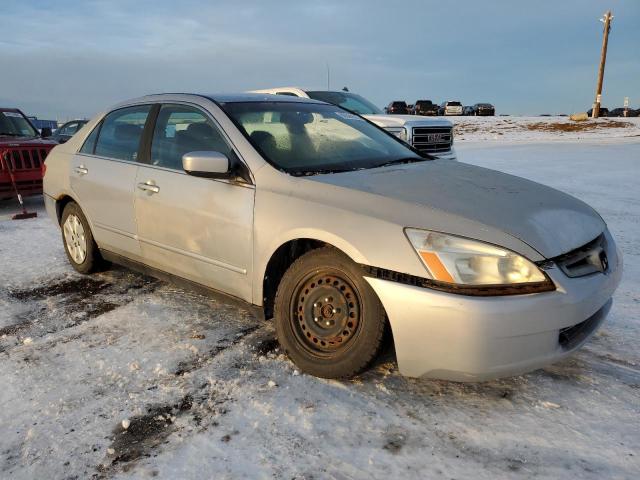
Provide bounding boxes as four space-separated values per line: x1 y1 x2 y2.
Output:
71 105 152 258
134 104 254 302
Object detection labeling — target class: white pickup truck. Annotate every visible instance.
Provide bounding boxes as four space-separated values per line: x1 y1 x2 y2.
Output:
251 87 456 160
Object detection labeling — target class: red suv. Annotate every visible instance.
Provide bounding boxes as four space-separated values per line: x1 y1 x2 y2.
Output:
1 108 57 200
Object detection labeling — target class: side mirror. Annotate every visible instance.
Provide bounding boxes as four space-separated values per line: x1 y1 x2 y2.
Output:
41 127 52 138
182 151 230 179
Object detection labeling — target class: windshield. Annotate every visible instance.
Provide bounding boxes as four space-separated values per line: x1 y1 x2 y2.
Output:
222 102 424 175
304 91 383 115
447 102 462 107
0 111 39 137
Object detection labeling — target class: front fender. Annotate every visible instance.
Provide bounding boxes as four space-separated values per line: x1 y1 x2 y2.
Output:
252 228 369 305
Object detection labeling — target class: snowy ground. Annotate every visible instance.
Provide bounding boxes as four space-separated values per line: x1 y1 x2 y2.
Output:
453 115 640 143
1 119 639 479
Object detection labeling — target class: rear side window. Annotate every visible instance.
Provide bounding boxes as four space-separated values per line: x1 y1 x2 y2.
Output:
94 105 151 161
79 123 100 154
150 104 232 170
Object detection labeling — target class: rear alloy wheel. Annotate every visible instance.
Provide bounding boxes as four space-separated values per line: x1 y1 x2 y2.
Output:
274 247 386 378
63 213 87 264
61 202 104 274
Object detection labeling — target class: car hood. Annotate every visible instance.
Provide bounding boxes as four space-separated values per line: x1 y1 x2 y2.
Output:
306 160 605 259
363 114 453 129
0 136 57 147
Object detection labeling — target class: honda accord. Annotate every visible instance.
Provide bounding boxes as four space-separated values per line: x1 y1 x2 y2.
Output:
43 93 622 381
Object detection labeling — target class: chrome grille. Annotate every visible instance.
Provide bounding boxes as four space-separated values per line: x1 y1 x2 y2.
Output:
411 126 453 153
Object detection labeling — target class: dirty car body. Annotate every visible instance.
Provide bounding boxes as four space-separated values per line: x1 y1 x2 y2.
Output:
43 93 622 381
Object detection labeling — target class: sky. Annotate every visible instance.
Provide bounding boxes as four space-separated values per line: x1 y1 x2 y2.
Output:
1 0 639 120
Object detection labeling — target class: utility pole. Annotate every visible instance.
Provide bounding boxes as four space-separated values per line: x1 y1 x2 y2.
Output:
623 97 629 117
592 10 613 118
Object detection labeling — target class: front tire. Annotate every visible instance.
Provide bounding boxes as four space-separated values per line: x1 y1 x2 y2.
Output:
61 202 103 274
274 247 386 379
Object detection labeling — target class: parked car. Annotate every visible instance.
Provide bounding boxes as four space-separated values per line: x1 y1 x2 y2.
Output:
439 101 463 116
462 106 474 116
27 116 58 133
51 120 88 144
385 101 409 115
413 100 439 116
44 93 622 381
586 107 609 117
608 107 637 118
251 87 455 159
472 103 496 116
1 108 57 200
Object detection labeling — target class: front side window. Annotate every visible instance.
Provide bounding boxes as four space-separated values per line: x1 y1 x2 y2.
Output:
94 105 151 162
222 101 423 175
58 122 80 136
150 104 233 170
0 110 39 138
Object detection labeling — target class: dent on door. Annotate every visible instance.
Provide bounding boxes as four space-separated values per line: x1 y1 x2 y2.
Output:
134 166 255 302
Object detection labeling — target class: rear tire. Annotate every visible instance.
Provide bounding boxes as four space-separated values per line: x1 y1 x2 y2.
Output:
274 247 386 379
60 202 103 274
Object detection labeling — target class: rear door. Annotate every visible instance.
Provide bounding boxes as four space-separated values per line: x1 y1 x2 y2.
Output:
133 103 255 302
71 105 152 259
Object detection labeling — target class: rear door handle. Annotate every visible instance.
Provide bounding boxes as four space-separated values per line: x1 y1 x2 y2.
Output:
74 165 88 175
137 181 160 194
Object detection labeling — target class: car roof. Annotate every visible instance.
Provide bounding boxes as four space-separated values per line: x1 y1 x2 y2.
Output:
115 92 326 108
208 93 325 104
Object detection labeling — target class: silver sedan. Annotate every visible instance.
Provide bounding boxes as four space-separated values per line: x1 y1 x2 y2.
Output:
43 93 622 381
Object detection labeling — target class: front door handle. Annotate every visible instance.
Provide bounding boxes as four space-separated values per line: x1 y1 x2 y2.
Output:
137 181 160 194
74 165 88 175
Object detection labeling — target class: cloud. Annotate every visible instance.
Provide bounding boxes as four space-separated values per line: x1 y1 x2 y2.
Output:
1 0 638 118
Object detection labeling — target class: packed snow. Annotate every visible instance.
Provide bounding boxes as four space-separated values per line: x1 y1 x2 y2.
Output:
453 115 640 144
1 118 638 479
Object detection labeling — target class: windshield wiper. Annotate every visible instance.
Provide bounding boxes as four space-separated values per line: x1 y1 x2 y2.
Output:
289 167 359 176
0 132 23 137
374 156 427 168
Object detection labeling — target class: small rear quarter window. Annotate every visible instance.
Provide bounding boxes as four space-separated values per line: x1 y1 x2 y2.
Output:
79 122 100 154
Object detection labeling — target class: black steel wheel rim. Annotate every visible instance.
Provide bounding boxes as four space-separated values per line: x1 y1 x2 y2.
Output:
290 270 362 355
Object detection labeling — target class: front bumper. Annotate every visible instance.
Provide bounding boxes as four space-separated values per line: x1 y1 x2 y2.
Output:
430 146 457 161
365 242 622 381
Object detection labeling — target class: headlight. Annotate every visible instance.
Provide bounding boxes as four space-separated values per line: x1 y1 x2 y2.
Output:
405 229 550 287
385 127 407 142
